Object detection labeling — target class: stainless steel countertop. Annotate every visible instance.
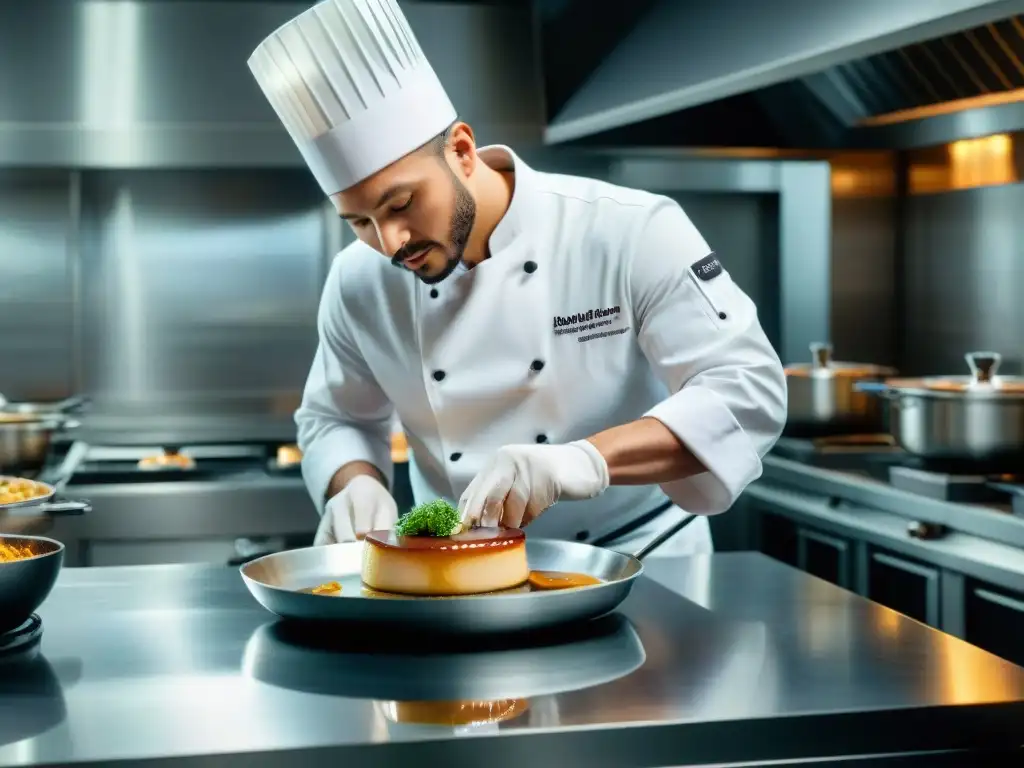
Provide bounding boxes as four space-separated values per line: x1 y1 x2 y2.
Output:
3 552 1024 767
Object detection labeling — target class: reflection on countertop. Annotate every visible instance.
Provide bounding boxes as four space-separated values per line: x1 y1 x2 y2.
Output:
0 553 1021 767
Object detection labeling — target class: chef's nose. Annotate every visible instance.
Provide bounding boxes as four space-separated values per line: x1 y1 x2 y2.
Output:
377 221 409 259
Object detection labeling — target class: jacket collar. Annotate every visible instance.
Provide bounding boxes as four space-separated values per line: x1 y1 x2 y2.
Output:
478 145 539 255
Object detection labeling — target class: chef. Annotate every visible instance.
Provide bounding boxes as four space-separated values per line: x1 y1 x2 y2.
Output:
248 0 787 556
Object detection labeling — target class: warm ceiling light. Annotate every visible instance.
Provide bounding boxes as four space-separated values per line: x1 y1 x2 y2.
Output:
858 89 1024 127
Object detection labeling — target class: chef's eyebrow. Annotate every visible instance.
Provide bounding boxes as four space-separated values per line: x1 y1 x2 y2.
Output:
338 185 412 221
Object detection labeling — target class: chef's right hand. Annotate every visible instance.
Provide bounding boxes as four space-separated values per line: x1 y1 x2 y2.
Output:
314 474 398 546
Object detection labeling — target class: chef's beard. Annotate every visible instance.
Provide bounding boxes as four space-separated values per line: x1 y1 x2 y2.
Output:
390 169 476 285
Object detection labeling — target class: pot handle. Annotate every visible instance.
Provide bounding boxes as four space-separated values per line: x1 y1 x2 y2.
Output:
809 342 832 369
966 351 1001 385
853 381 897 398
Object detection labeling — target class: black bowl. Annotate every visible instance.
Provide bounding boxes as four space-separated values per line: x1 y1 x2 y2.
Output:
0 535 64 634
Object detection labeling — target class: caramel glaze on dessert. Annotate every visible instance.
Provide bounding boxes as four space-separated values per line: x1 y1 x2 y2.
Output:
365 527 525 552
362 527 530 596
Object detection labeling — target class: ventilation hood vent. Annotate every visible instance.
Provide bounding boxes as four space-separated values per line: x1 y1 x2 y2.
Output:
544 1 1024 150
807 15 1024 127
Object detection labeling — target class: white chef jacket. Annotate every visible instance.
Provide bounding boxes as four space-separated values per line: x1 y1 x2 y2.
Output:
295 145 787 556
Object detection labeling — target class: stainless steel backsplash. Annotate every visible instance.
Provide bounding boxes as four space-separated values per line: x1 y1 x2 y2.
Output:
77 169 332 406
902 181 1024 377
0 0 549 442
0 171 76 401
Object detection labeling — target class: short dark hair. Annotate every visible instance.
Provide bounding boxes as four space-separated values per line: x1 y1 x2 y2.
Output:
425 120 457 158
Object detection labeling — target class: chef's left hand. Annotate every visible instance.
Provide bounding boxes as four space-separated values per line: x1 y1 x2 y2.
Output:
458 440 610 529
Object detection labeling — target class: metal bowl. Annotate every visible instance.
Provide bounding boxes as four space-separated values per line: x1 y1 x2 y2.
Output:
0 535 64 634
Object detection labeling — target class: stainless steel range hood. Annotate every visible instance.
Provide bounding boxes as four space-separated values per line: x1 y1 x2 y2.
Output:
544 0 1024 150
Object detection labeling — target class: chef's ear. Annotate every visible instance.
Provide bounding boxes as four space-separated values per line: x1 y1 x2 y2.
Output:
447 122 477 178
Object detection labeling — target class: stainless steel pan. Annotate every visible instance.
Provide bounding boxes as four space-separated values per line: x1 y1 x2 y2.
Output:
240 512 697 636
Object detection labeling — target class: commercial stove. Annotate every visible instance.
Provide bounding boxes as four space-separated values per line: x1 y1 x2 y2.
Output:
13 439 416 569
9 440 314 569
771 434 1024 518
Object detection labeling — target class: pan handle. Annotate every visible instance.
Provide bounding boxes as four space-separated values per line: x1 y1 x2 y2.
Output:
632 512 699 562
3 499 91 516
54 395 91 414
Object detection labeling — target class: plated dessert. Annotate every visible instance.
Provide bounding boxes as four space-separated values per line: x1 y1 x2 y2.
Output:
302 498 605 598
362 499 529 596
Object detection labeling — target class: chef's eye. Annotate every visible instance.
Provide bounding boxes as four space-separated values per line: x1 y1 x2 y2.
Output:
390 197 412 213
350 217 371 228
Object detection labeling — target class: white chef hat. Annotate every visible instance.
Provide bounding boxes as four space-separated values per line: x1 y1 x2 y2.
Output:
248 0 458 195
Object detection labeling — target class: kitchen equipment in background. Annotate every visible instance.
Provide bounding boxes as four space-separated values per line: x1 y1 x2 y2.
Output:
771 433 1024 520
784 342 897 436
0 534 65 634
1 395 90 422
0 415 81 478
240 512 697 635
856 351 1024 464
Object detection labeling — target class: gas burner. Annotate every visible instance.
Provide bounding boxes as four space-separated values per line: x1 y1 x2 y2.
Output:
888 466 1001 503
0 614 42 658
772 435 906 472
889 465 1024 507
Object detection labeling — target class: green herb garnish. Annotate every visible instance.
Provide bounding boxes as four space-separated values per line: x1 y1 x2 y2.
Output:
394 498 461 537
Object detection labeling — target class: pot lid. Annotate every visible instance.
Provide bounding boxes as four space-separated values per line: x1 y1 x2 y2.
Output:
784 342 896 378
885 352 1024 398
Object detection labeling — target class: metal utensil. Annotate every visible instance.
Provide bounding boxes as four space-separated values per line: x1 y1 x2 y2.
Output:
240 511 699 636
0 534 64 634
855 351 1024 461
784 342 897 436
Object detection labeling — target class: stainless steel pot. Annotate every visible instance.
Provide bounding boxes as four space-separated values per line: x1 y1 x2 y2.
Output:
0 396 87 476
784 342 897 436
0 416 80 477
856 351 1024 462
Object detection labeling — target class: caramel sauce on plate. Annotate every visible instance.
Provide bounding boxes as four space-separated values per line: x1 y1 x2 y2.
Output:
302 570 602 597
527 570 602 590
307 581 342 595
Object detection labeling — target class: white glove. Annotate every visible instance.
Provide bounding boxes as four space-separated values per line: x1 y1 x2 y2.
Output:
314 474 398 546
458 440 610 529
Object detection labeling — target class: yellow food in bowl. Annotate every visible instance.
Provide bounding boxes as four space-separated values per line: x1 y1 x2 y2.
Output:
0 539 36 562
0 477 49 506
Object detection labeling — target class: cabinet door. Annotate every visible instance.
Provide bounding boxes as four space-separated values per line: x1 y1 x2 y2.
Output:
965 582 1024 667
867 548 941 626
797 527 852 589
757 510 798 567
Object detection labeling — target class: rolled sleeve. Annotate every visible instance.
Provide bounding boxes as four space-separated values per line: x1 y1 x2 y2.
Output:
295 258 395 516
630 199 787 514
